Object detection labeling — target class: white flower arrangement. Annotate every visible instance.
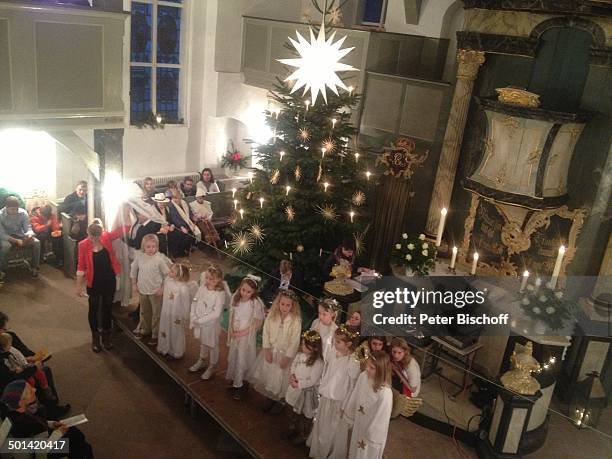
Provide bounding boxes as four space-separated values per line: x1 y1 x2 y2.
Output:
422 250 428 256
546 306 556 314
539 295 547 302
407 243 414 250
395 244 401 250
532 307 541 314
522 298 530 305
405 254 412 261
418 234 426 240
520 283 575 330
422 243 428 249
402 233 408 239
391 233 437 276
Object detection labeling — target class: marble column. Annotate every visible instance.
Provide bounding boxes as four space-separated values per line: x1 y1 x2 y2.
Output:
425 49 485 239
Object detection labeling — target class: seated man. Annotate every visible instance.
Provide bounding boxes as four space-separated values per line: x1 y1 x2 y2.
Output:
58 181 87 241
0 196 41 281
30 205 63 266
180 176 196 198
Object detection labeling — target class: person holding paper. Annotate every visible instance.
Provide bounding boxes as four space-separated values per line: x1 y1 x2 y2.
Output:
1 380 93 458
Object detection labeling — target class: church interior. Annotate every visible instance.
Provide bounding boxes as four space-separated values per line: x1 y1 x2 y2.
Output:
0 0 611 458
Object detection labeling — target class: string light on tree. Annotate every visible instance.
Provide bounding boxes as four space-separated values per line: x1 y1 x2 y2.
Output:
239 209 245 219
285 206 295 221
286 185 292 196
348 85 354 96
280 150 286 161
305 99 311 111
321 147 327 158
233 199 238 210
354 152 360 163
349 210 355 223
248 171 254 183
278 25 357 104
323 181 330 192
259 197 264 208
231 187 237 198
366 170 372 180
331 118 337 129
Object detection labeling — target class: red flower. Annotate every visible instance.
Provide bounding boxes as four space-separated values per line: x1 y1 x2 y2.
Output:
233 153 241 160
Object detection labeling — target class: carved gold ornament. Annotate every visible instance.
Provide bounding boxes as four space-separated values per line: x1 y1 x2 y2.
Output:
501 221 531 255
500 342 541 395
495 87 540 108
377 137 429 180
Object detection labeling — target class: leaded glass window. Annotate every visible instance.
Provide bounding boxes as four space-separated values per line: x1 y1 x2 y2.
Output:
129 0 184 124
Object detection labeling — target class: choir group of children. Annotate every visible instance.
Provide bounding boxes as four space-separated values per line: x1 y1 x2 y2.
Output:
127 233 422 459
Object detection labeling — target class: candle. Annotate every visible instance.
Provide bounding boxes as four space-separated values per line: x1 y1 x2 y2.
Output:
224 240 228 248
350 211 355 223
280 150 285 161
319 248 323 257
248 171 254 184
520 270 530 293
332 118 337 129
321 147 327 158
471 252 479 275
435 208 447 247
289 252 293 261
550 245 566 288
231 187 237 199
450 246 457 269
233 199 238 210
274 108 280 119
286 185 291 196
348 86 354 96
305 99 311 111
323 181 329 192
259 197 264 208
366 171 371 180
354 152 360 162
239 209 244 219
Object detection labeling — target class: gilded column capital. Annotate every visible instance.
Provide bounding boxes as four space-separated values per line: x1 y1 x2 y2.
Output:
456 49 486 80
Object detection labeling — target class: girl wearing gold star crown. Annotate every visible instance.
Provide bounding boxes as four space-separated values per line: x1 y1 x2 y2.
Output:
342 351 393 459
307 324 360 459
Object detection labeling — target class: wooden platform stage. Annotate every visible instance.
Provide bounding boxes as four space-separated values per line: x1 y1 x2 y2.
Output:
113 306 462 459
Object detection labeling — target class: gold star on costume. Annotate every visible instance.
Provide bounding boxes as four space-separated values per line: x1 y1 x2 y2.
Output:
230 232 254 255
278 27 357 104
322 138 336 153
357 440 366 450
250 223 265 243
270 169 280 185
295 165 302 181
353 232 365 256
329 7 343 25
352 191 366 206
358 405 365 414
316 204 337 221
285 206 295 221
298 128 311 142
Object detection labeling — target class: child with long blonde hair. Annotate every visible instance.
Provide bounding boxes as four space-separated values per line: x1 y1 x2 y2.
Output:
342 351 393 459
309 298 338 357
286 329 324 445
251 290 302 414
307 324 361 459
226 275 265 400
130 234 171 345
189 265 227 380
389 337 421 397
157 262 195 358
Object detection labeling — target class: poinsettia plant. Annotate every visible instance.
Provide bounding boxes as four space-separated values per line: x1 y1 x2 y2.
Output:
520 283 575 330
390 233 437 276
221 140 247 171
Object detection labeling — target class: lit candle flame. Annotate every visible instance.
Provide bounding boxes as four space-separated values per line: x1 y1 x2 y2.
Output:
280 151 285 161
259 197 264 208
231 187 237 198
239 209 244 219
286 185 291 196
323 181 329 192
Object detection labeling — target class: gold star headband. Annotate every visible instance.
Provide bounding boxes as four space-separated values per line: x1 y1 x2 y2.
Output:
320 298 340 312
302 329 321 343
338 323 360 340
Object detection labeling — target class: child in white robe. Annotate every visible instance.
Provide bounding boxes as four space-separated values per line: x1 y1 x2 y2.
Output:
189 265 227 380
226 275 265 400
342 351 393 459
309 299 338 357
157 262 195 358
251 290 302 414
286 329 324 445
307 324 361 459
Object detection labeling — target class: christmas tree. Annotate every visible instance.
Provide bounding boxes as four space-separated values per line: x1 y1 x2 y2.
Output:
228 79 373 287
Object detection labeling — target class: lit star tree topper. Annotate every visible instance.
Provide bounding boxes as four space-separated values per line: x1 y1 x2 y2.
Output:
278 26 357 105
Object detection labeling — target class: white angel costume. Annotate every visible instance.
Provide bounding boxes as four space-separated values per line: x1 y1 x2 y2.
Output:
285 352 324 418
309 319 338 358
157 278 196 358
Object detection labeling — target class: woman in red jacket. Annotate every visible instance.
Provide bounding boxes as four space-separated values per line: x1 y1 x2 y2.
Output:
75 216 128 353
30 205 63 266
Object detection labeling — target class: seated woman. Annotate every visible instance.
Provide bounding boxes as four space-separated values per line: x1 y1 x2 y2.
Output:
166 190 199 258
2 380 93 458
189 189 220 249
196 168 220 195
30 205 63 265
322 238 369 282
262 259 304 304
389 337 421 397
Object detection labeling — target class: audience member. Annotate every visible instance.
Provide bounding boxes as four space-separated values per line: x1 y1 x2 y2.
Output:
142 177 156 204
2 381 93 458
0 196 41 281
129 209 169 255
58 181 88 241
76 216 129 353
189 189 220 249
166 190 197 257
30 205 63 265
180 176 196 197
196 168 220 195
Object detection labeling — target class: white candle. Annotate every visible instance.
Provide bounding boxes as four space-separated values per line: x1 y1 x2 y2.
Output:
239 209 244 219
354 152 360 163
321 147 327 158
471 252 479 275
319 248 323 257
350 211 355 223
259 197 264 208
248 171 254 183
435 208 447 247
305 99 311 111
450 246 457 269
280 151 285 161
348 86 354 96
550 245 566 288
520 270 529 293
286 185 291 196
233 199 238 210
224 240 228 248
231 187 237 199
366 171 371 180
289 252 293 261
332 118 337 129
323 182 329 192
